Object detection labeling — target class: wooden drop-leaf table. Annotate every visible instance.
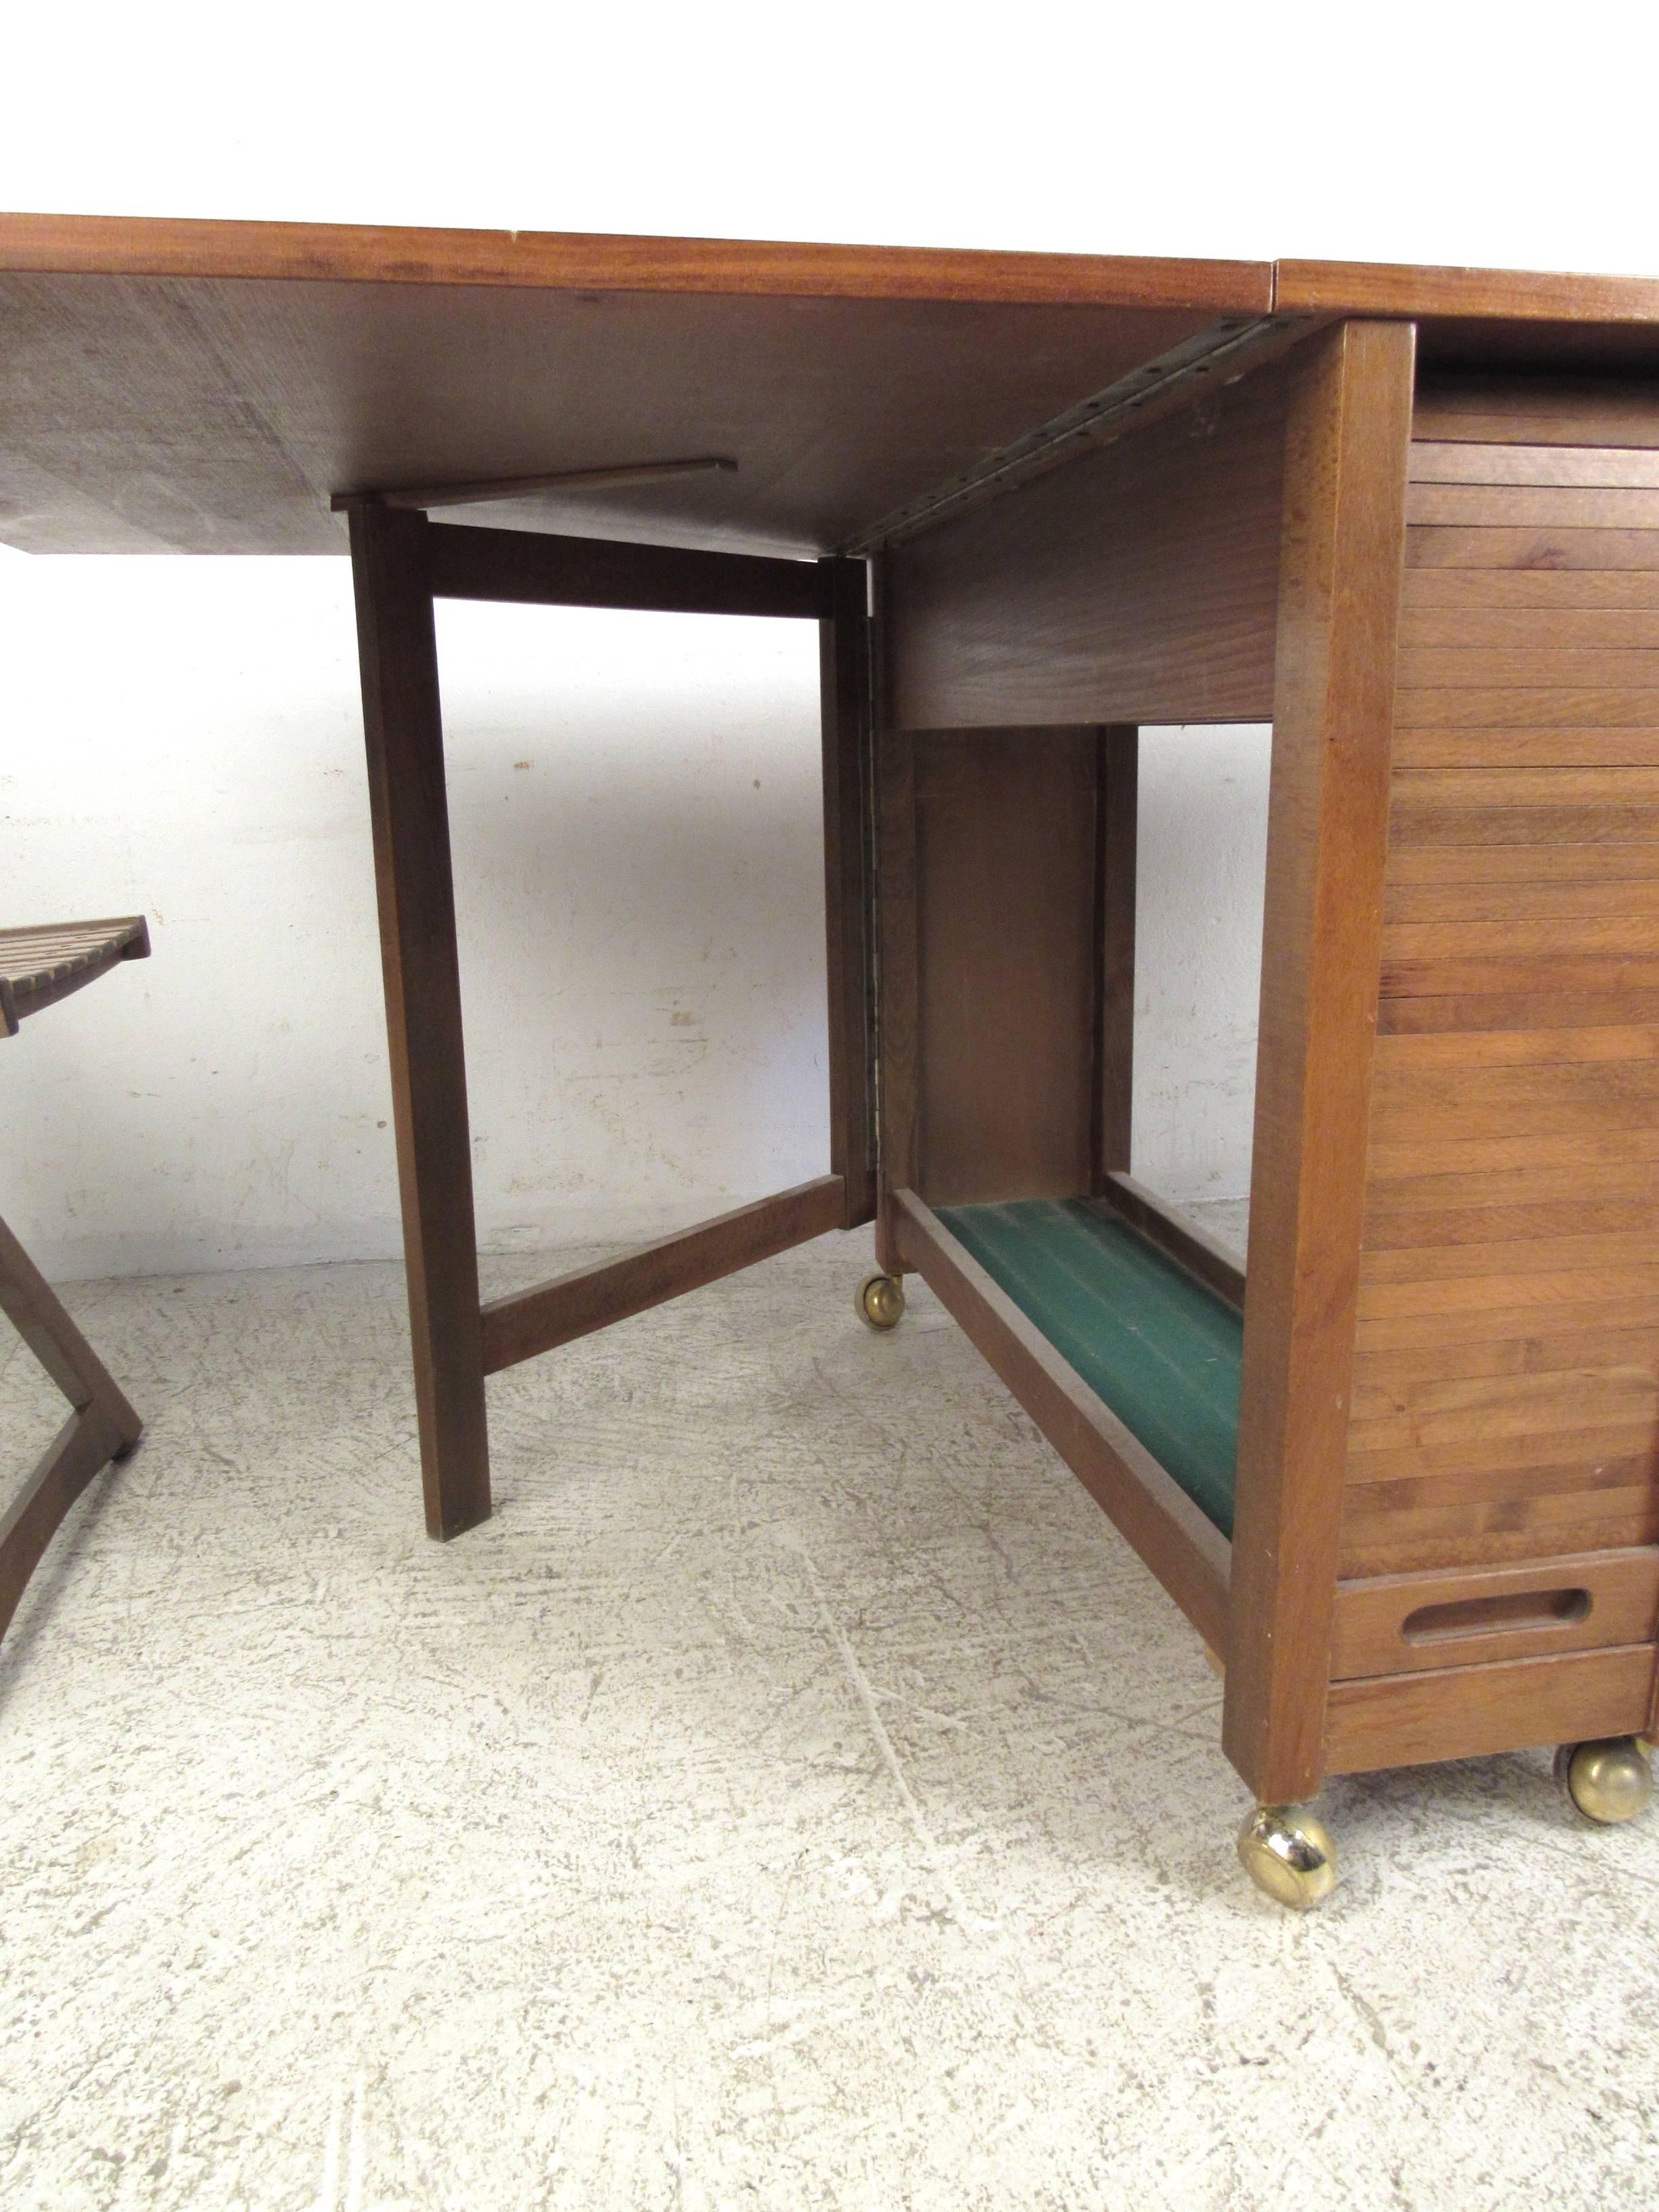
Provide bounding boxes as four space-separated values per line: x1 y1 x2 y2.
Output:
6 214 1659 1901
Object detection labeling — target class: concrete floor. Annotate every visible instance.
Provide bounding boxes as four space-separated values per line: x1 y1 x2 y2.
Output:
3 1222 1659 2210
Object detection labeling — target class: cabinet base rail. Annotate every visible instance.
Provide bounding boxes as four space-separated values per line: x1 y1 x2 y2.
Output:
889 1187 1231 1654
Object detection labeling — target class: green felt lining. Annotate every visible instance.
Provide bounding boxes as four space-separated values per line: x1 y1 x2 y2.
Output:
935 1197 1241 1538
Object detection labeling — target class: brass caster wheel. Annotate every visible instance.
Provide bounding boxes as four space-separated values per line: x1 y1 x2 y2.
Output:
1237 1803 1337 1910
855 1272 905 1331
1555 1736 1654 1825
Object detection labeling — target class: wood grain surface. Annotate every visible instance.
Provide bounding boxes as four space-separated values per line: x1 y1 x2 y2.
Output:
1330 1549 1659 1679
1413 377 1659 449
1278 261 1659 325
1222 320 1416 1803
348 506 491 1540
1344 374 1659 1597
0 211 1271 309
883 361 1287 728
9 217 1659 560
911 732 1099 1204
480 1177 846 1372
0 215 1270 559
1324 1644 1656 1771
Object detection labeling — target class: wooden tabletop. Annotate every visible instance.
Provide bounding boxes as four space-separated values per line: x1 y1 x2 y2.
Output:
2 214 1656 562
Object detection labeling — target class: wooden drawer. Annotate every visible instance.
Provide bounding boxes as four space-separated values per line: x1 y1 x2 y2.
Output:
1330 1547 1659 1679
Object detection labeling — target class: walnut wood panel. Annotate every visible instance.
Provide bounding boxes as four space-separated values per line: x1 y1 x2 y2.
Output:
1353 1323 1659 1386
1404 569 1659 608
1407 531 1659 572
1349 1486 1659 1540
1324 1645 1656 1771
1411 443 1659 488
1393 730 1659 769
1387 916 1659 958
0 216 1271 558
1340 374 1659 1655
911 731 1099 1204
1347 1364 1659 1442
890 1189 1231 1655
1401 764 1659 804
0 211 1271 310
1378 991 1659 1039
1331 1549 1659 1679
883 361 1288 729
19 217 1659 559
1399 651 1659 689
1387 840 1659 883
1362 1189 1659 1248
1367 1151 1659 1213
1406 485 1659 529
1345 1449 1659 1509
1370 1060 1659 1141
1401 613 1659 650
1388 1118 1659 1183
1359 1263 1659 1317
23 218 1659 335
1375 1019 1659 1063
1277 264 1659 327
1348 1421 1659 1481
1382 962 1659 1007
1222 321 1415 1803
1390 806 1659 848
1413 377 1659 449
1343 1525 1659 1582
1356 1292 1659 1353
348 505 491 1540
1397 691 1659 730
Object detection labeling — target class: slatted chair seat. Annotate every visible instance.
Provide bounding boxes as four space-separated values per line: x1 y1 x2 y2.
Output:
1 916 149 1645
0 916 148 1036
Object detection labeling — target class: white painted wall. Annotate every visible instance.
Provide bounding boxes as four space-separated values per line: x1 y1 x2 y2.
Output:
1 562 830 1274
1133 728 1271 1209
3 0 1655 1277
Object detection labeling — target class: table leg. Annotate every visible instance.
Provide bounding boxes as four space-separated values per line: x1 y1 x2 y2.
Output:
348 505 491 1539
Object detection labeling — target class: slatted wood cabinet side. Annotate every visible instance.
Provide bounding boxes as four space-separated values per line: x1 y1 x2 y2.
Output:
1326 375 1659 1766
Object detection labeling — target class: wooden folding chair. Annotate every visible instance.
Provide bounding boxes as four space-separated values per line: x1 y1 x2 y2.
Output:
1 918 149 1643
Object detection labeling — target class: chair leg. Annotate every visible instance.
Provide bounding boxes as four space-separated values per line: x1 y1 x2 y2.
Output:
0 1210 142 1645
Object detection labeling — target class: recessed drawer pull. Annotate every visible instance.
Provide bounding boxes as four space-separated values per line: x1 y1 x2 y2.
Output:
1403 1589 1591 1645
